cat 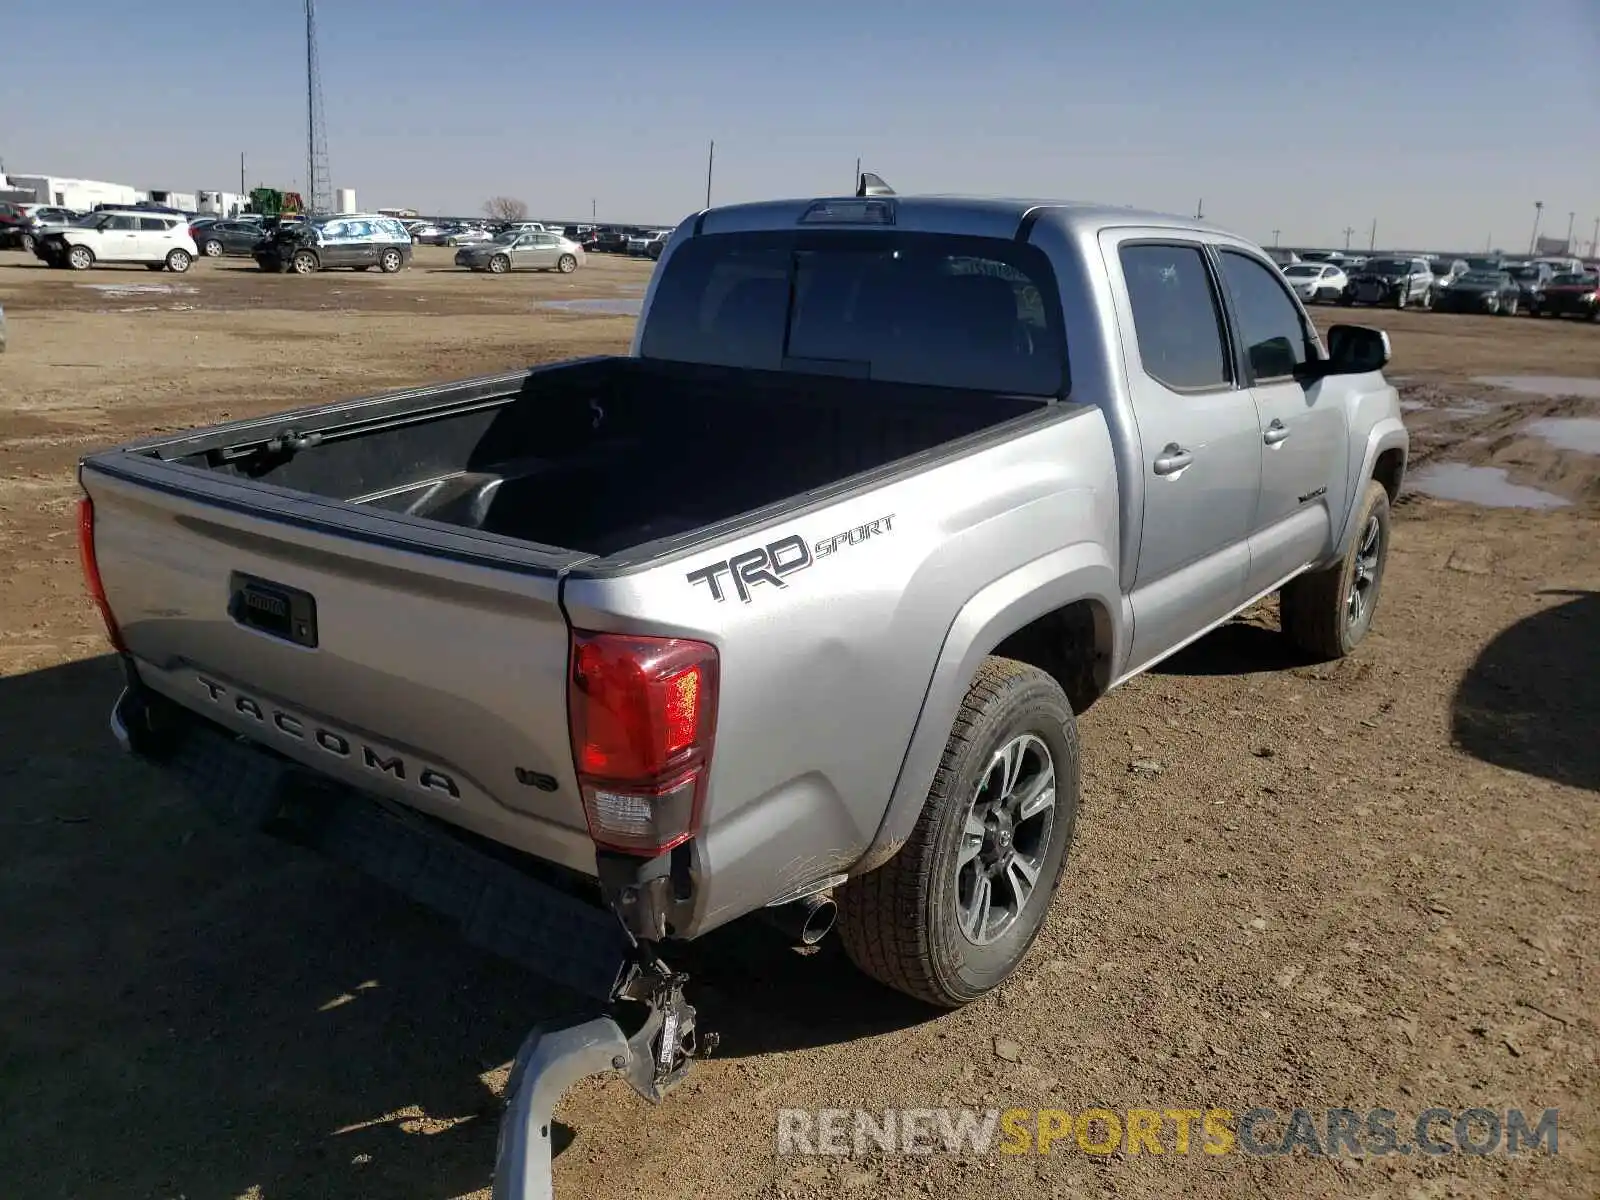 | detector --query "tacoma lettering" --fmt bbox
[194,675,459,799]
